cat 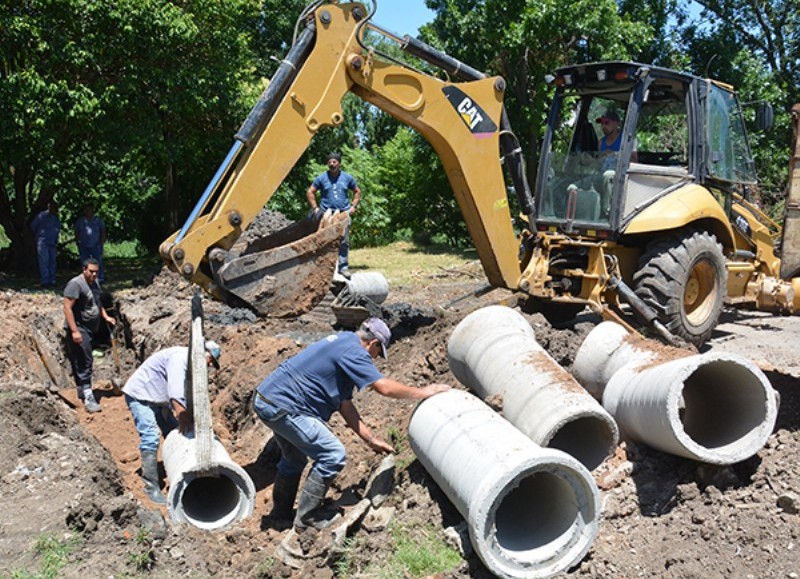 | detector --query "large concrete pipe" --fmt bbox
[163,430,256,530]
[447,305,618,470]
[161,301,256,531]
[408,390,600,579]
[345,271,389,304]
[572,321,778,464]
